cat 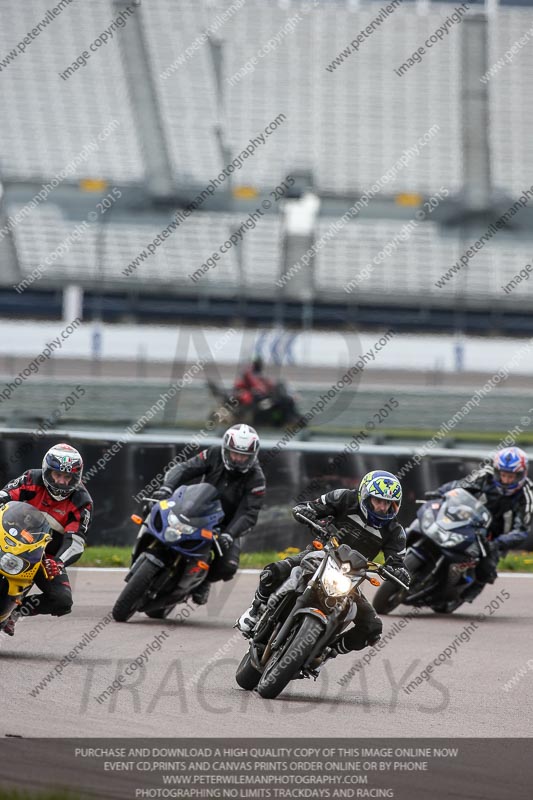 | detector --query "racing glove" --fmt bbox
[43,556,63,579]
[496,530,528,551]
[142,486,172,516]
[385,566,410,587]
[218,533,234,554]
[292,503,318,524]
[153,486,172,501]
